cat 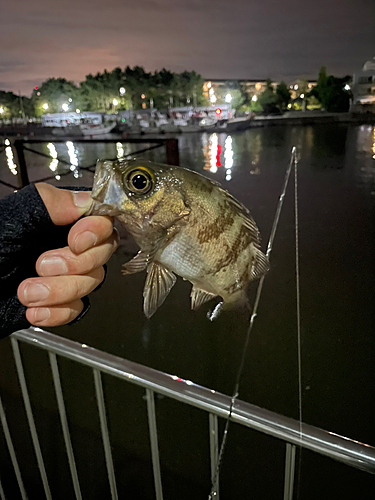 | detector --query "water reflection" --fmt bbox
[47,143,58,172]
[356,125,375,195]
[66,141,80,178]
[224,135,233,181]
[4,139,17,176]
[202,133,234,181]
[116,142,125,159]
